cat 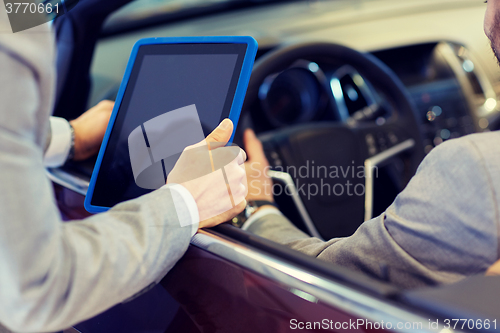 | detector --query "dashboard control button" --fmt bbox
[365,134,377,156]
[433,137,443,146]
[388,132,399,145]
[426,110,436,122]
